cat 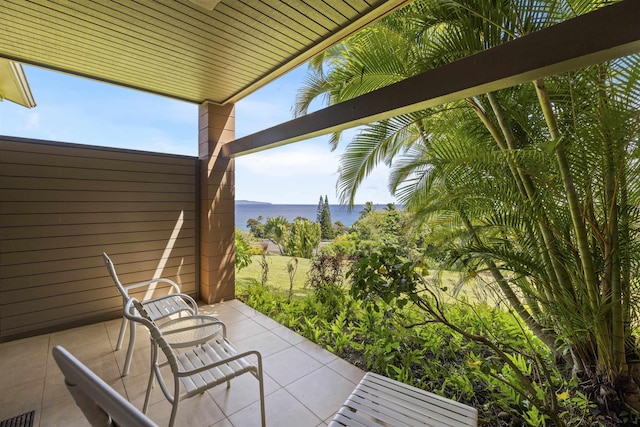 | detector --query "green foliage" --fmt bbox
[332,220,349,237]
[246,216,265,238]
[285,218,321,258]
[306,254,344,290]
[248,243,265,256]
[262,216,321,258]
[316,195,324,223]
[326,209,424,259]
[348,245,425,308]
[295,0,640,418]
[306,254,347,317]
[263,216,290,254]
[234,229,253,271]
[239,280,602,426]
[326,232,358,258]
[347,246,608,426]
